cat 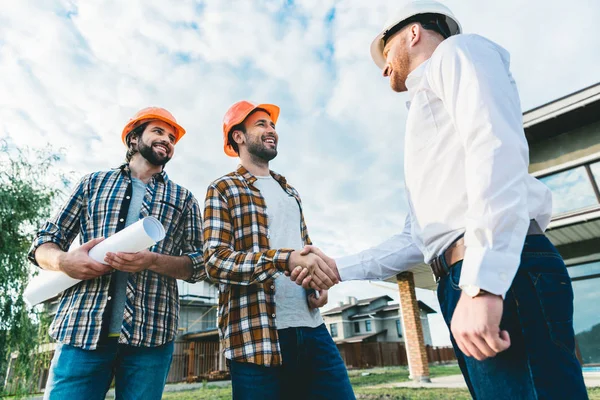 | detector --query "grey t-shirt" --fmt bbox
[252,175,323,330]
[108,177,147,336]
